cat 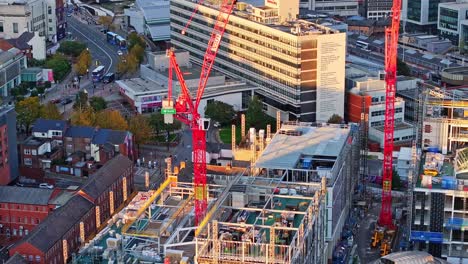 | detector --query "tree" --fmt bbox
[128,115,152,152]
[327,114,343,124]
[130,44,145,63]
[40,102,61,119]
[73,91,89,110]
[127,32,146,51]
[58,41,86,57]
[74,49,92,76]
[246,96,267,129]
[89,96,107,112]
[397,58,411,76]
[45,54,71,81]
[97,16,113,29]
[392,169,403,191]
[205,101,235,126]
[95,110,128,130]
[117,54,139,75]
[149,112,181,137]
[71,108,96,126]
[16,97,41,134]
